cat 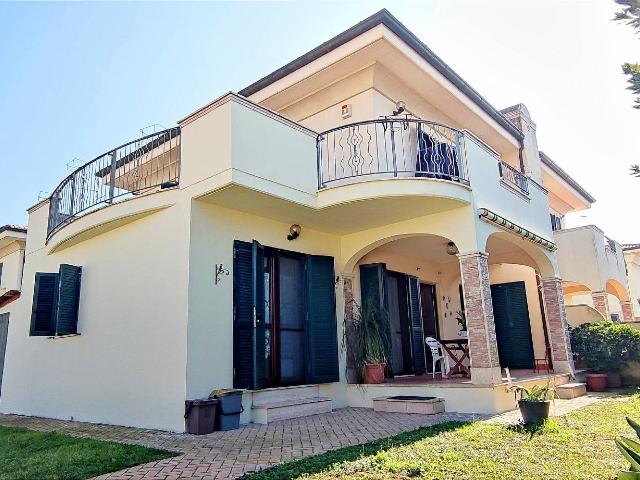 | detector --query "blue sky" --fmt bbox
[1,1,638,241]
